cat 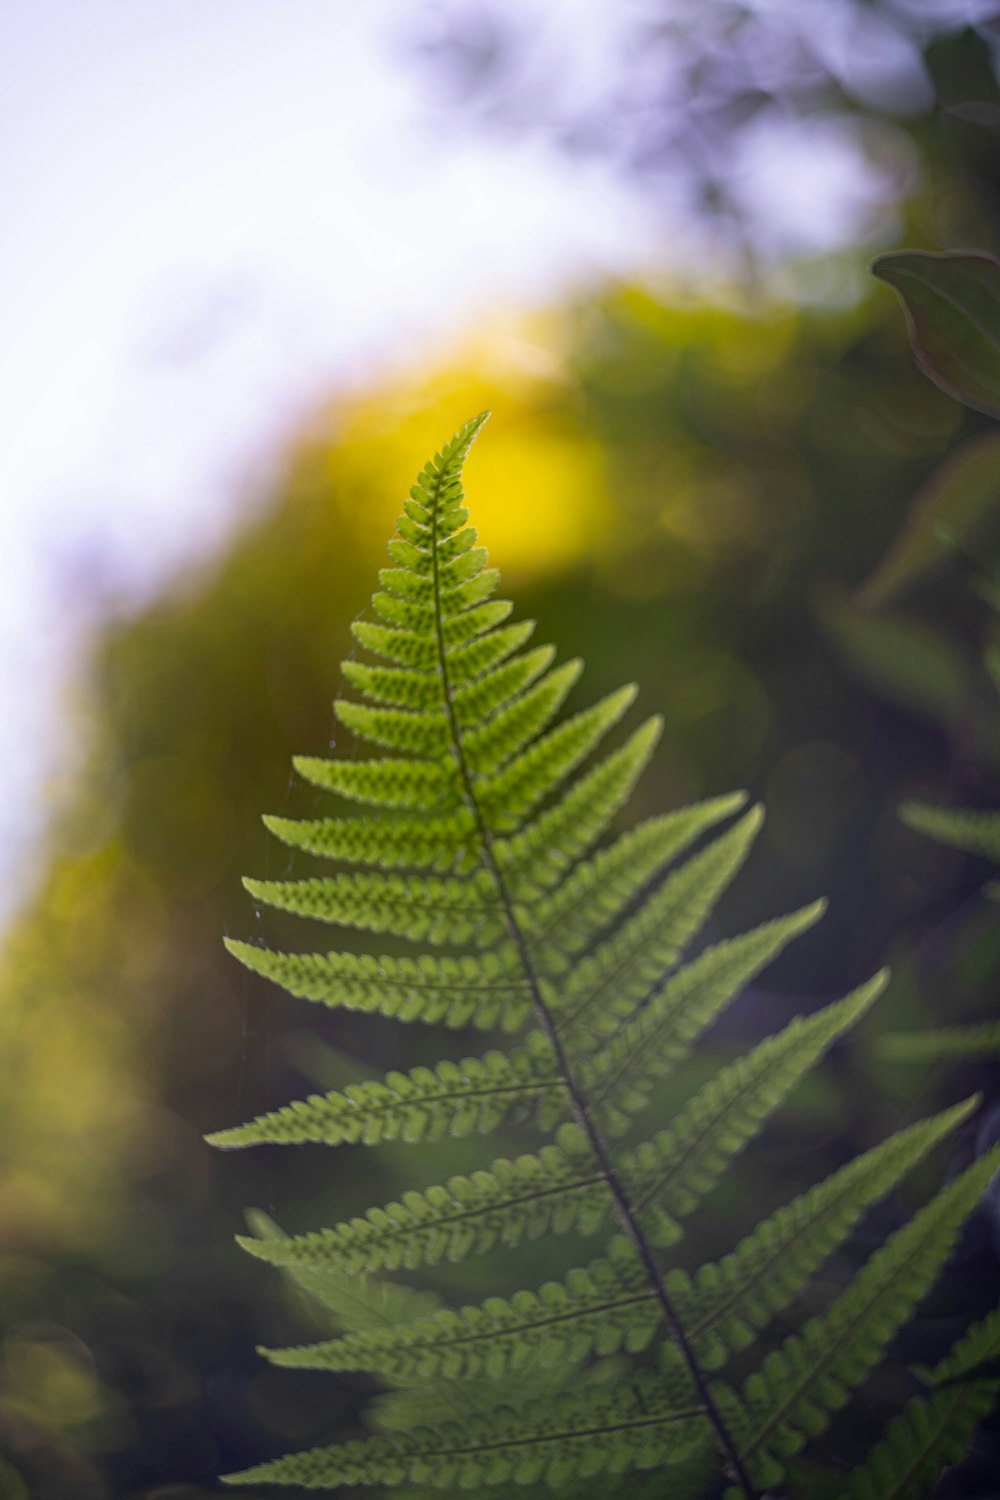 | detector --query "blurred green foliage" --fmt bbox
[6,20,1000,1482]
[1,267,997,1493]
